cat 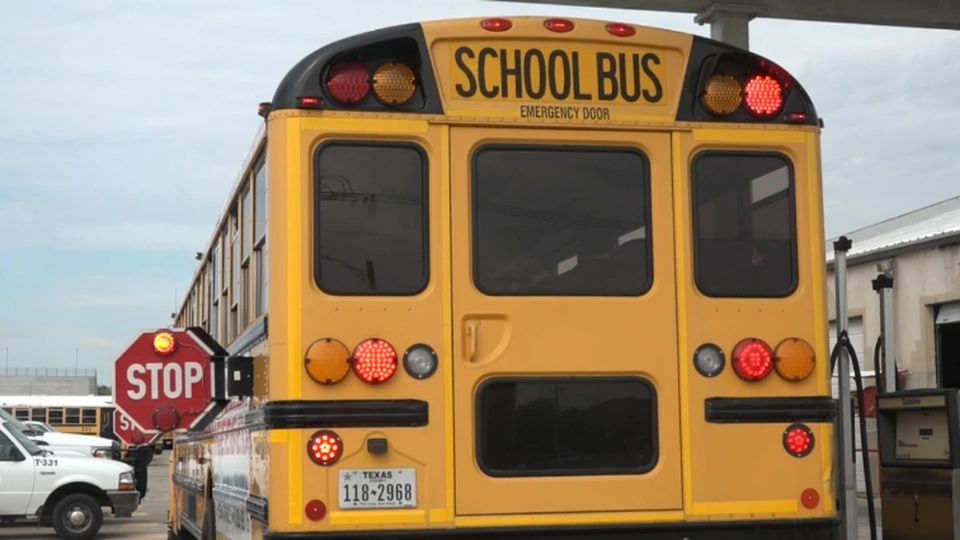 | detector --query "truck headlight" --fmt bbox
[119,471,135,491]
[93,447,112,459]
